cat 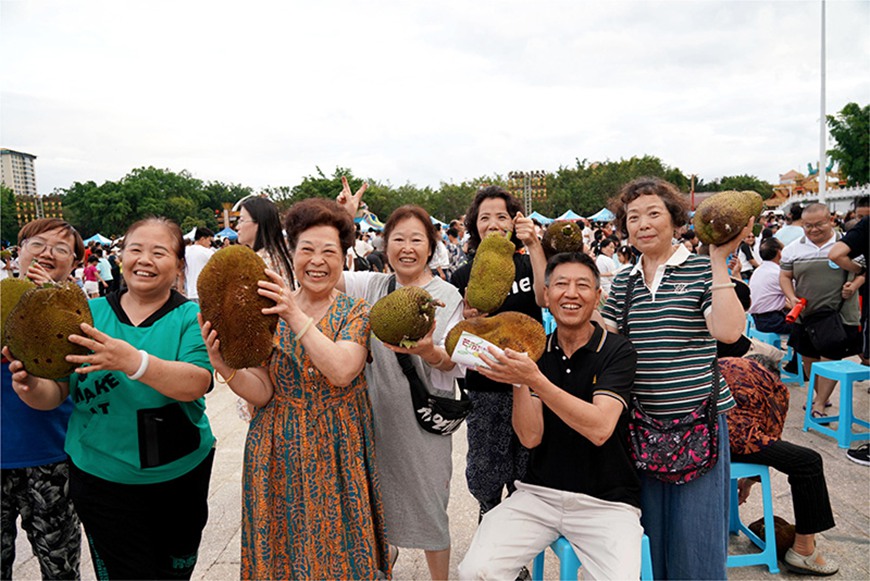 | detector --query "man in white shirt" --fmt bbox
[183,228,214,303]
[775,204,805,246]
[748,238,791,334]
[595,237,617,298]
